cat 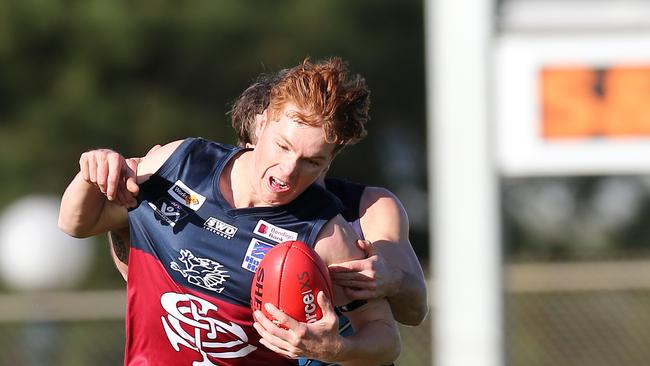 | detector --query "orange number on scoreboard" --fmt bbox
[541,65,650,139]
